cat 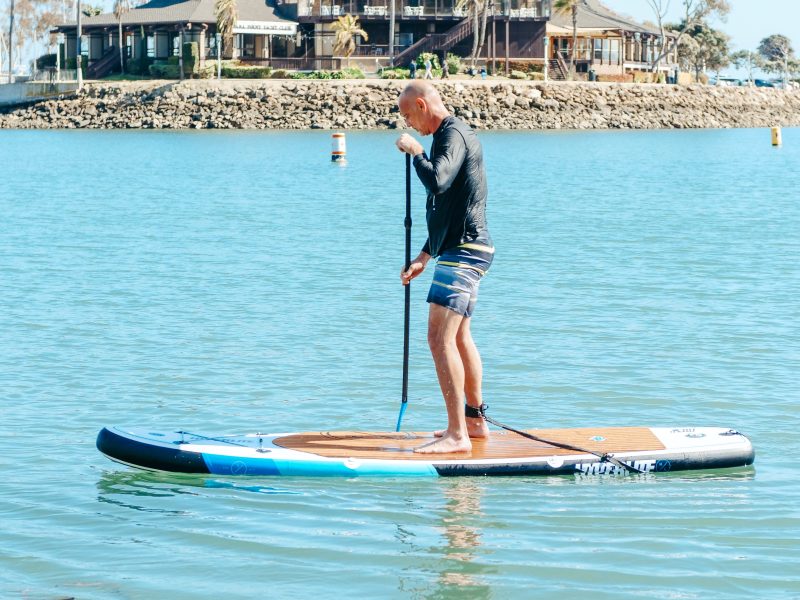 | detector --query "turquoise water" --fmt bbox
[1,127,799,599]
